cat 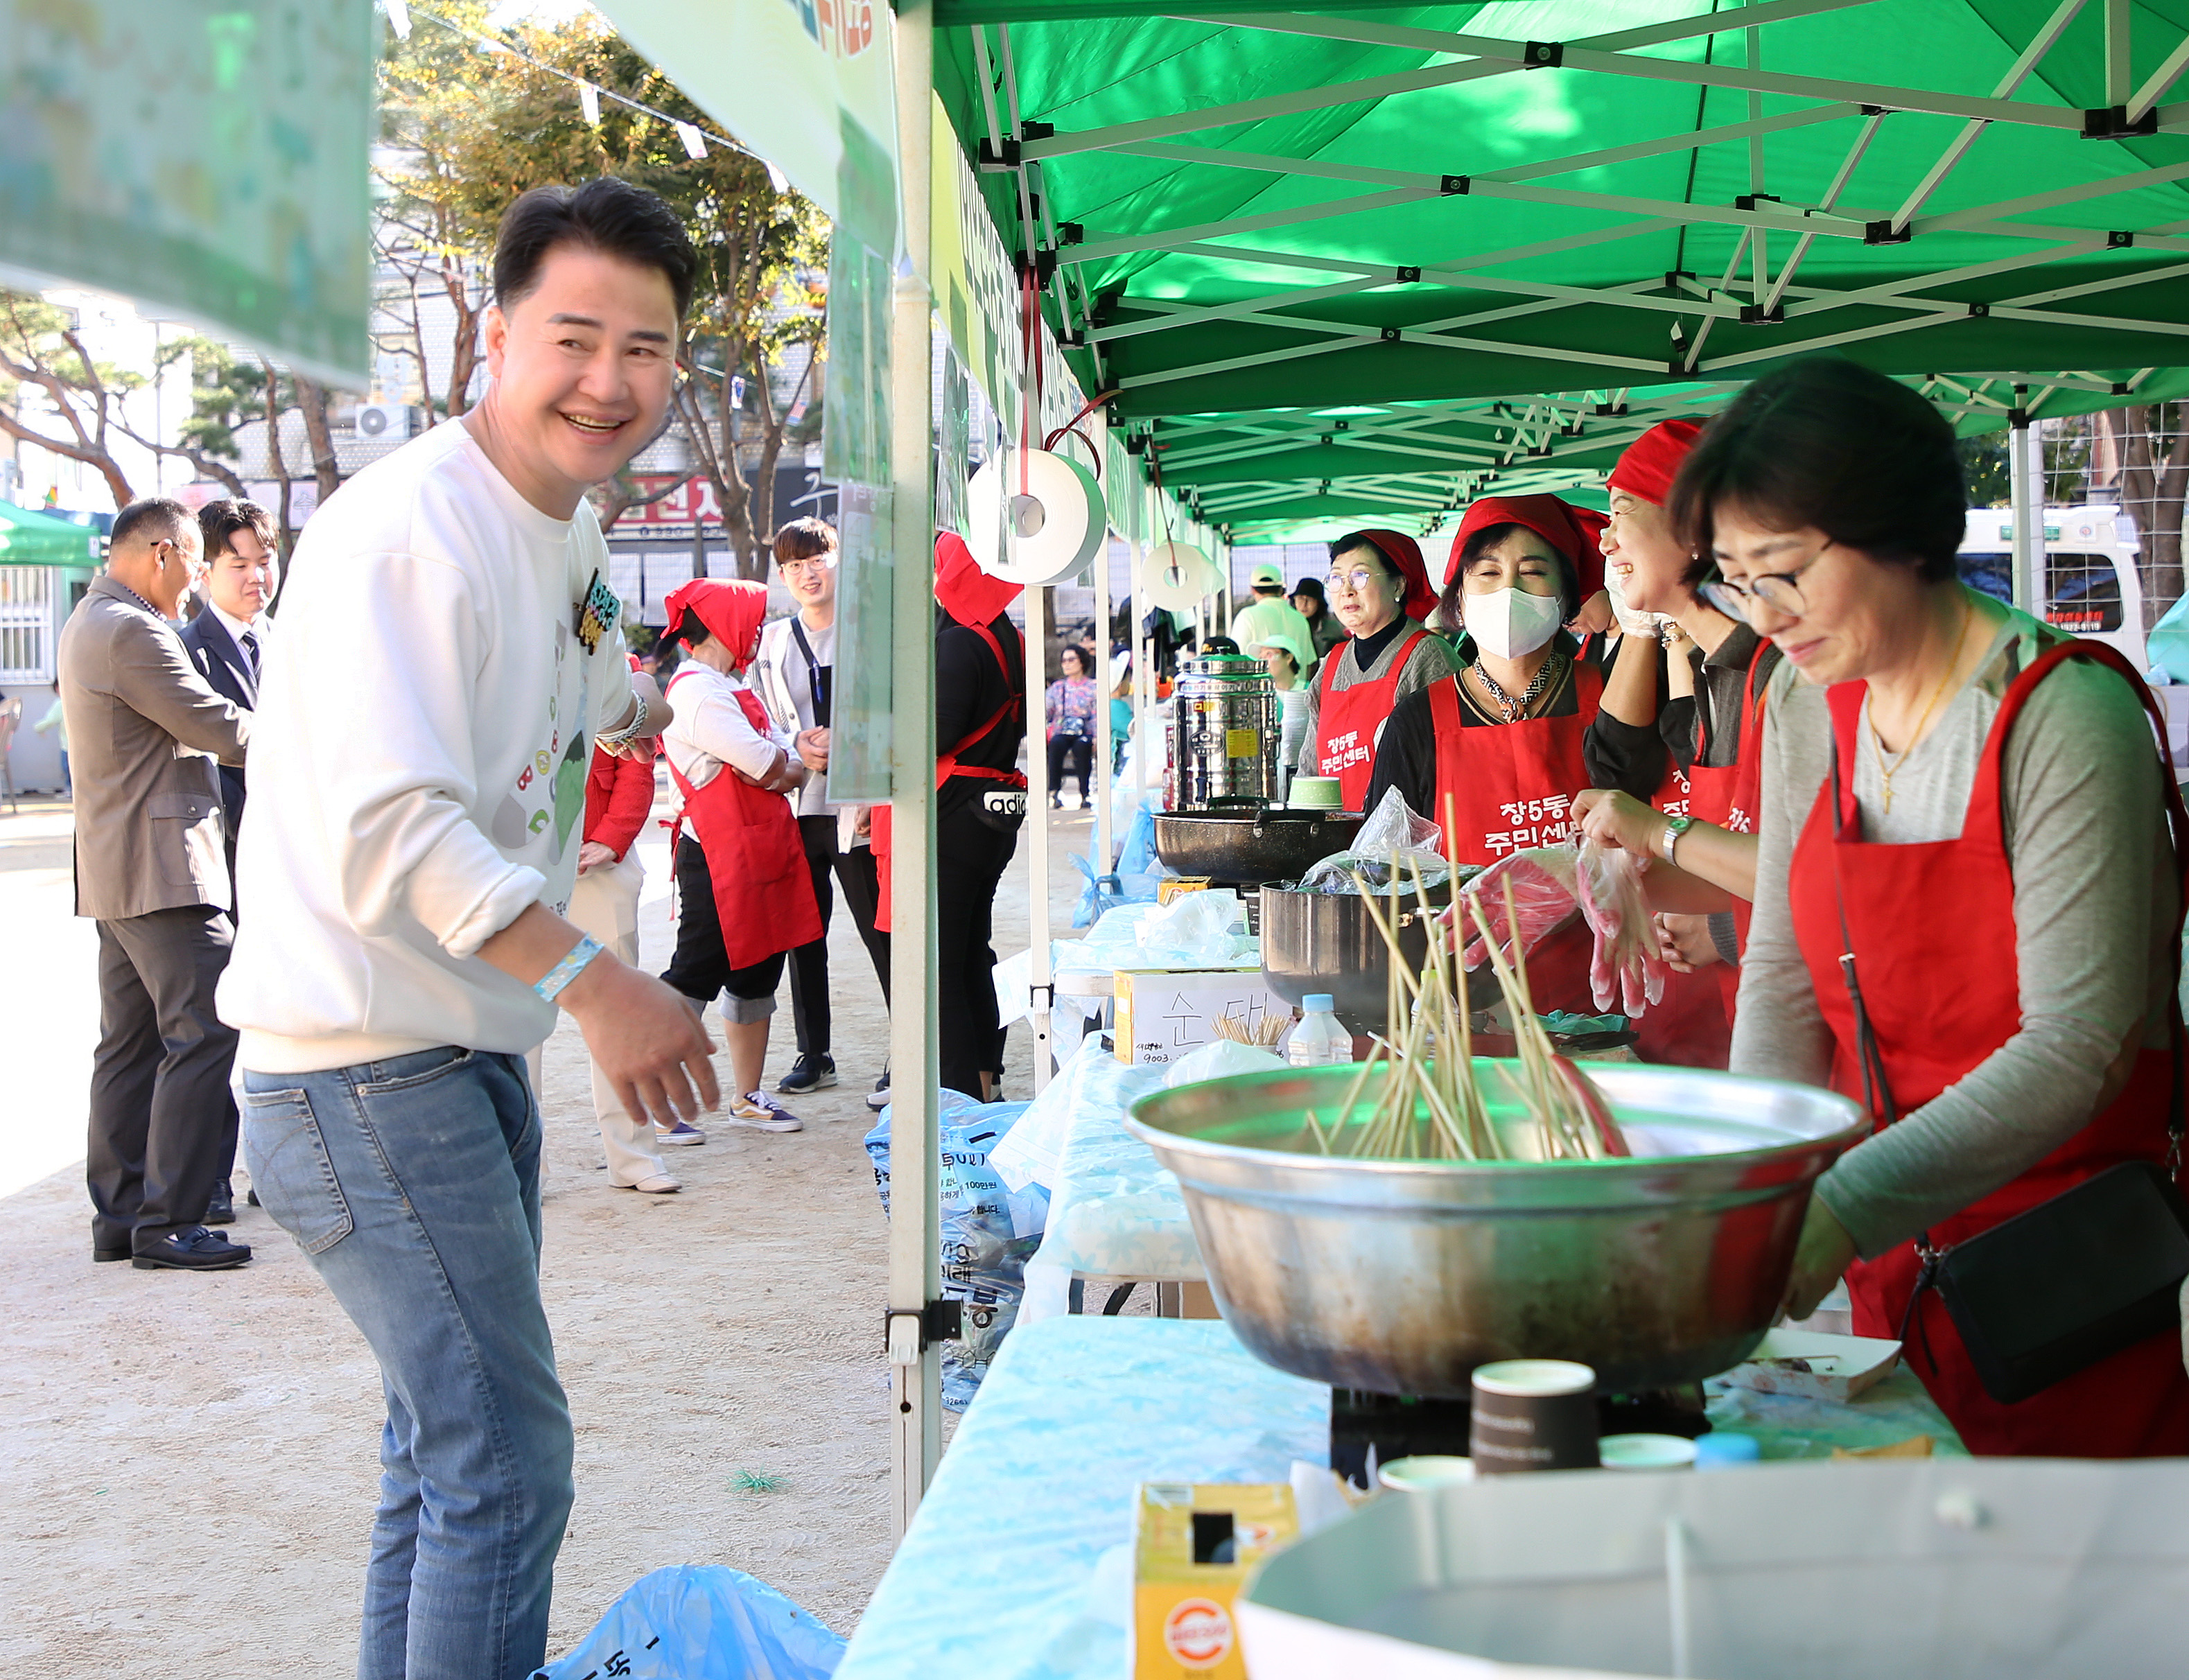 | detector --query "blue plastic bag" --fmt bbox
[865,1092,1047,1408]
[534,1564,844,1679]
